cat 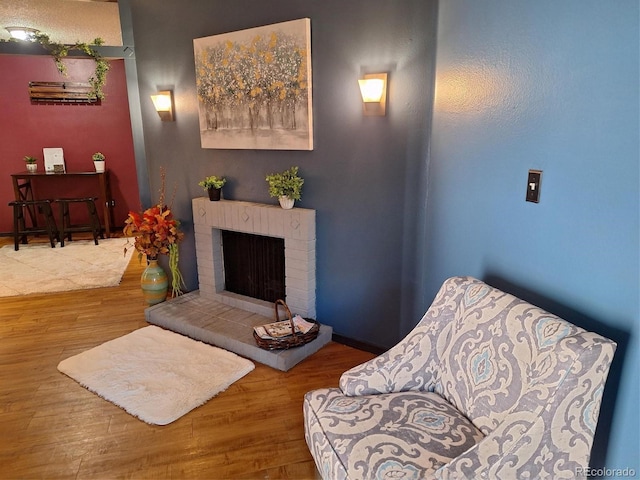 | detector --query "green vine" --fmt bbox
[31,33,110,100]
